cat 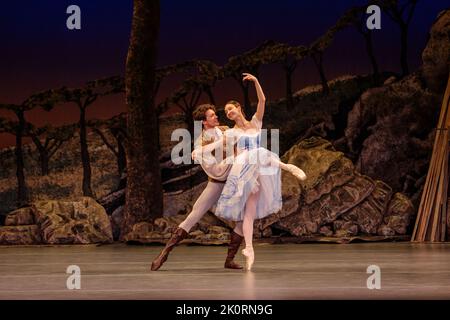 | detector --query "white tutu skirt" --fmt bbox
[214,147,282,221]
